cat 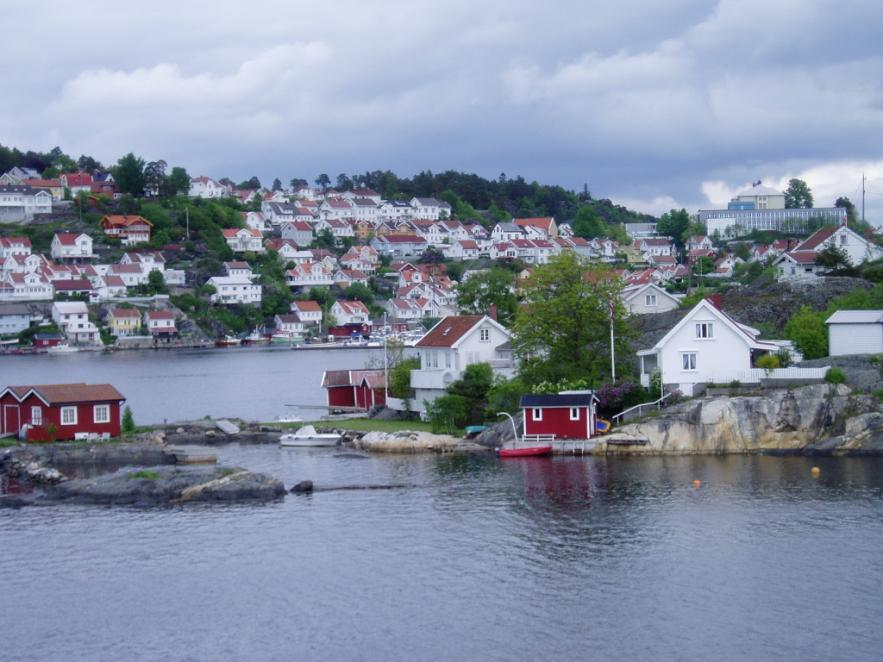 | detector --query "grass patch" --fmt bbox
[0,438,19,448]
[217,467,244,477]
[127,470,160,480]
